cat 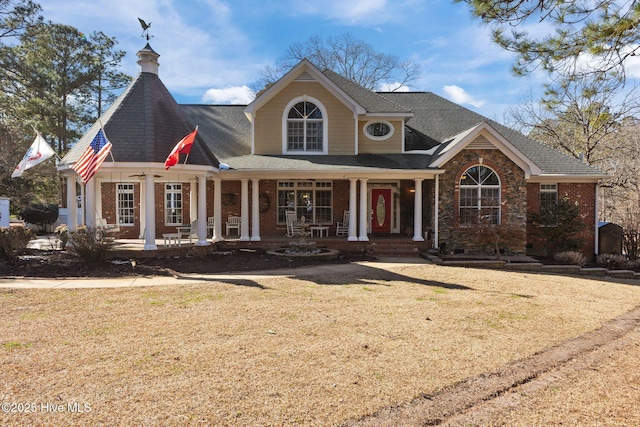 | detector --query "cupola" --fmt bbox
[137,43,160,74]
